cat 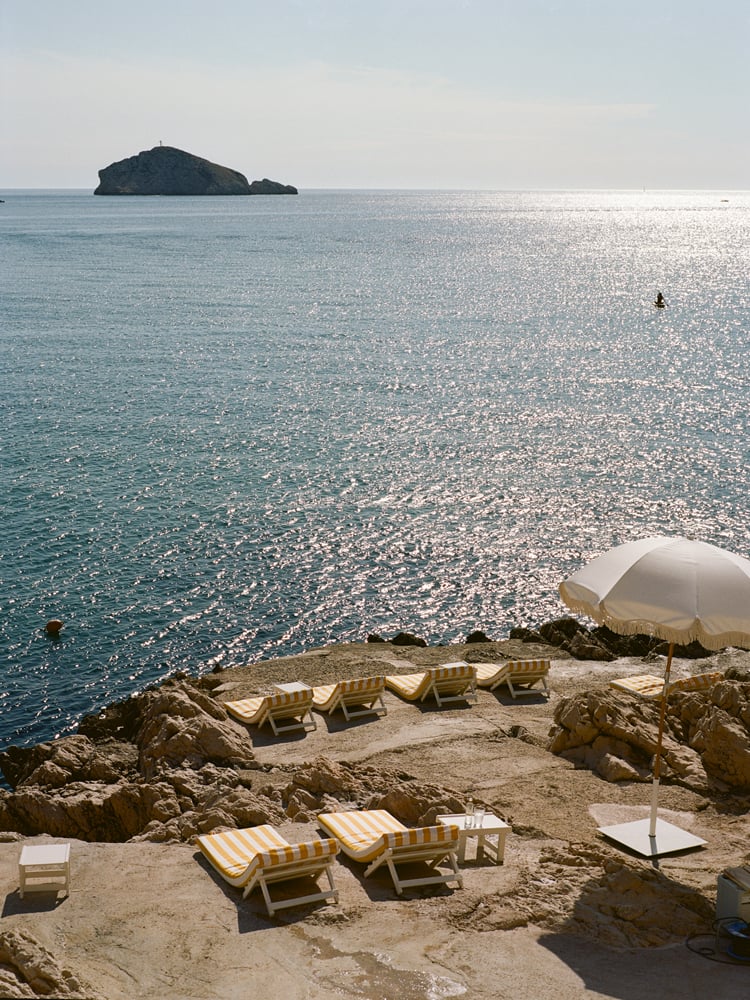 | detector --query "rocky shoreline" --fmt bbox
[2,623,750,998]
[1,618,748,845]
